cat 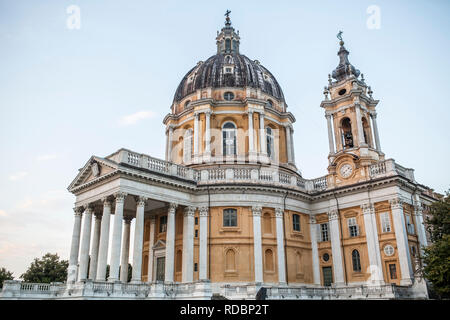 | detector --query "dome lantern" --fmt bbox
[216,10,240,55]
